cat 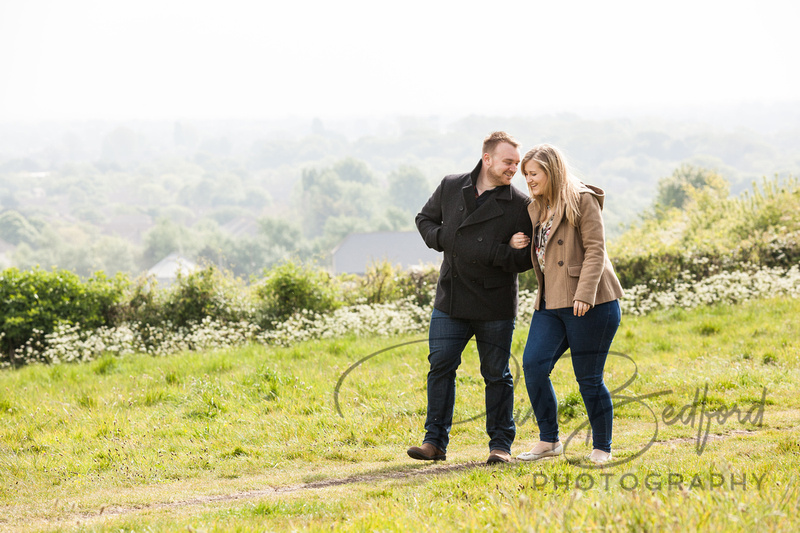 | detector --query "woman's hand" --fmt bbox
[509,232,531,250]
[573,300,591,317]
